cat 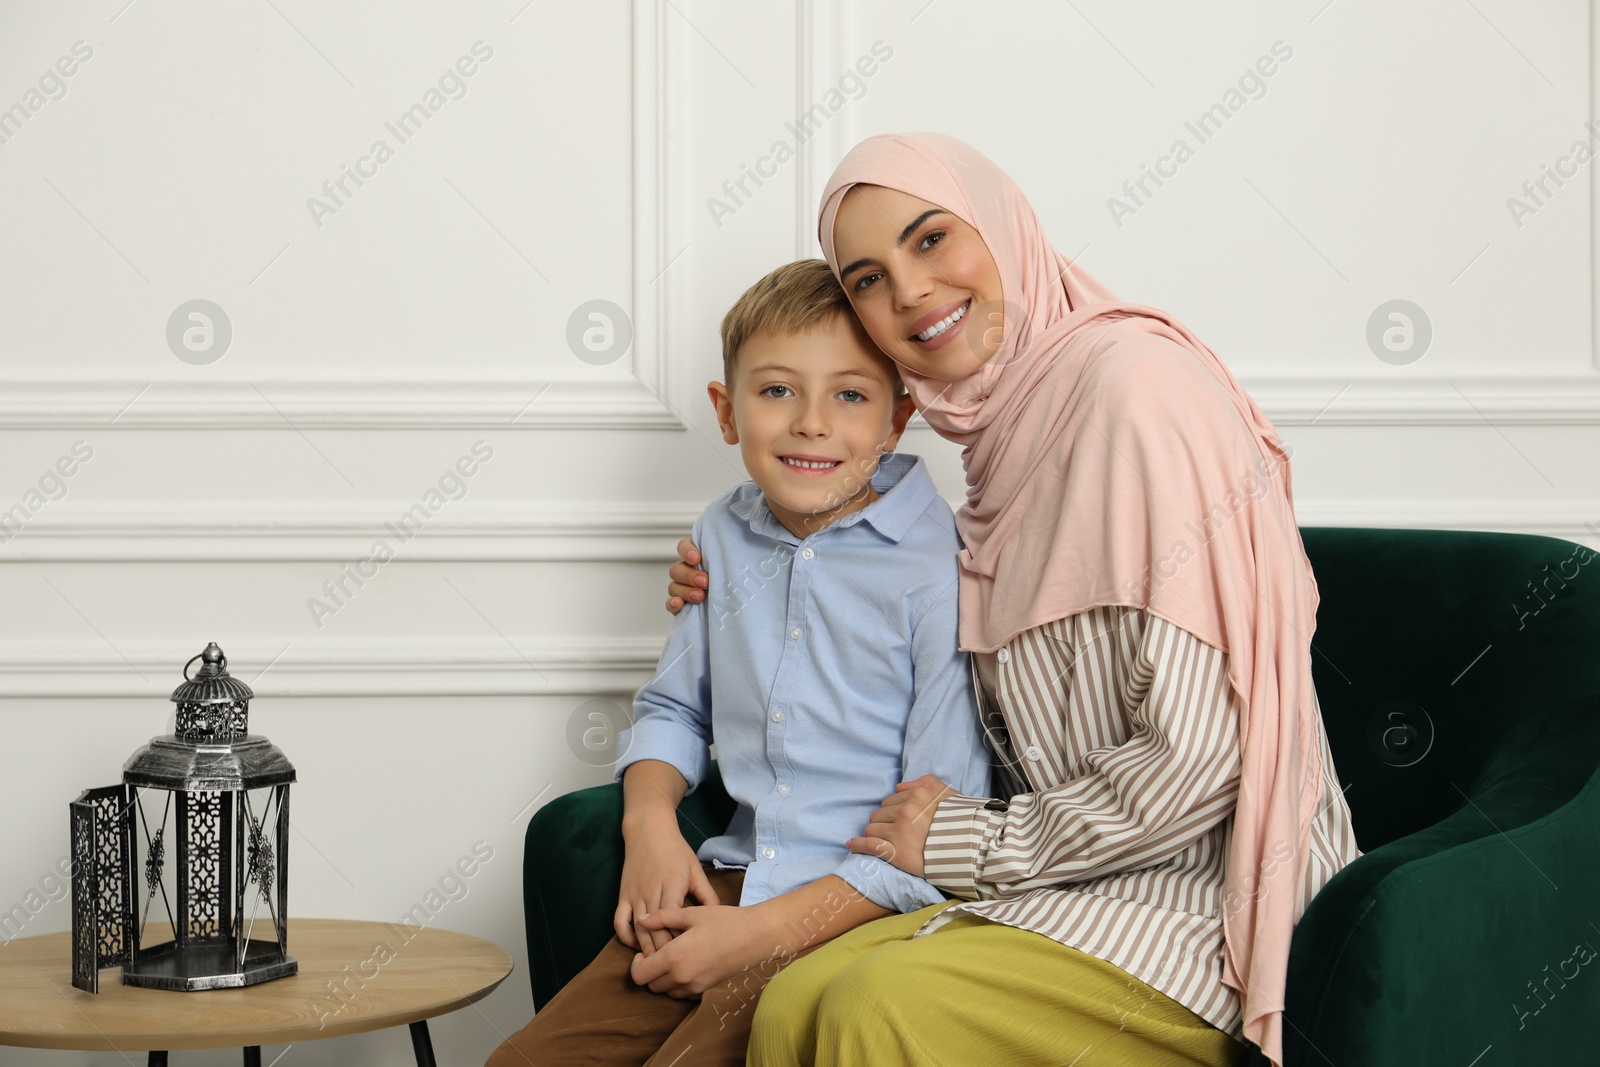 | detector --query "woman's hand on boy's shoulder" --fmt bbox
[666,536,707,615]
